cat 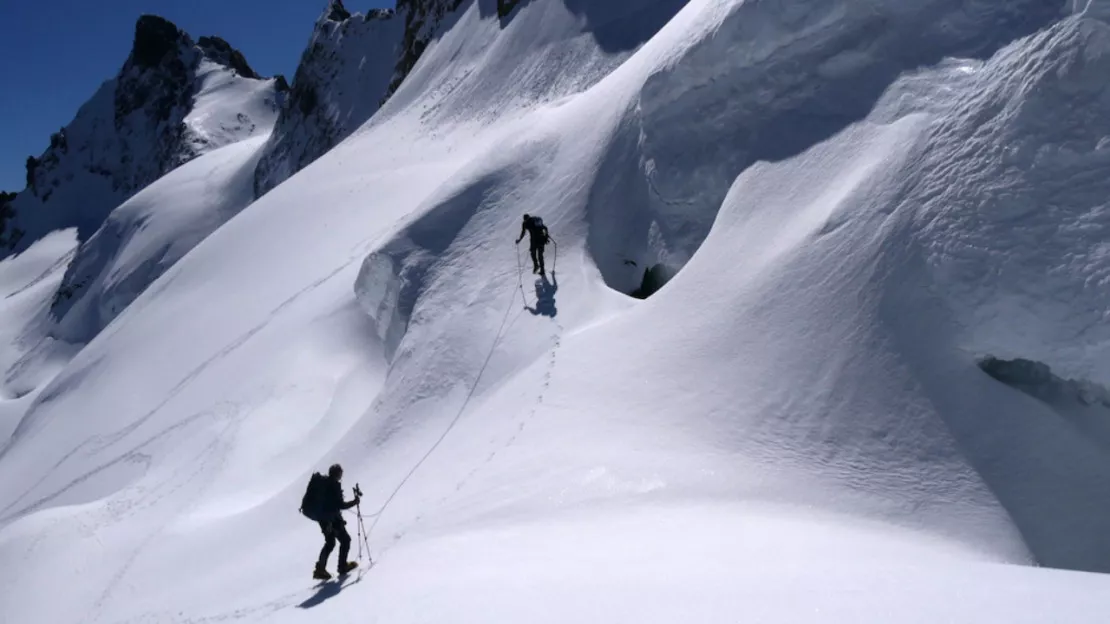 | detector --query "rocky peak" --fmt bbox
[388,0,466,95]
[131,15,188,69]
[3,13,281,257]
[114,16,195,128]
[198,35,261,79]
[326,0,353,23]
